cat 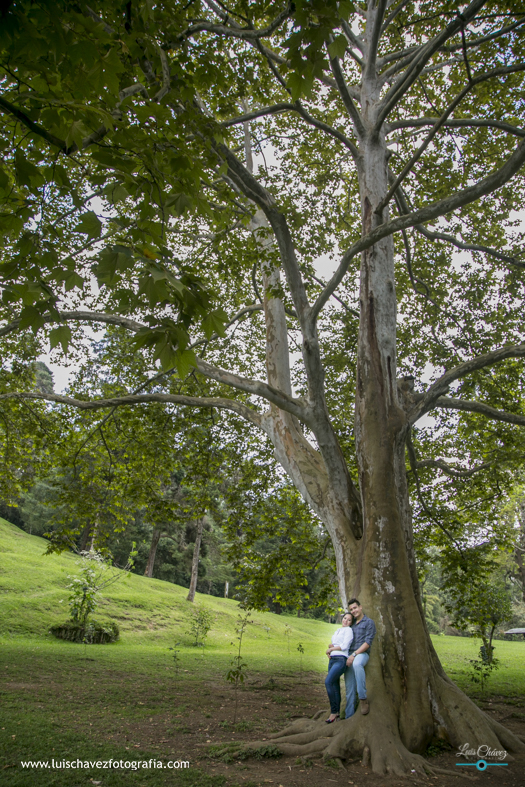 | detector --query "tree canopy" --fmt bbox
[2,0,525,774]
